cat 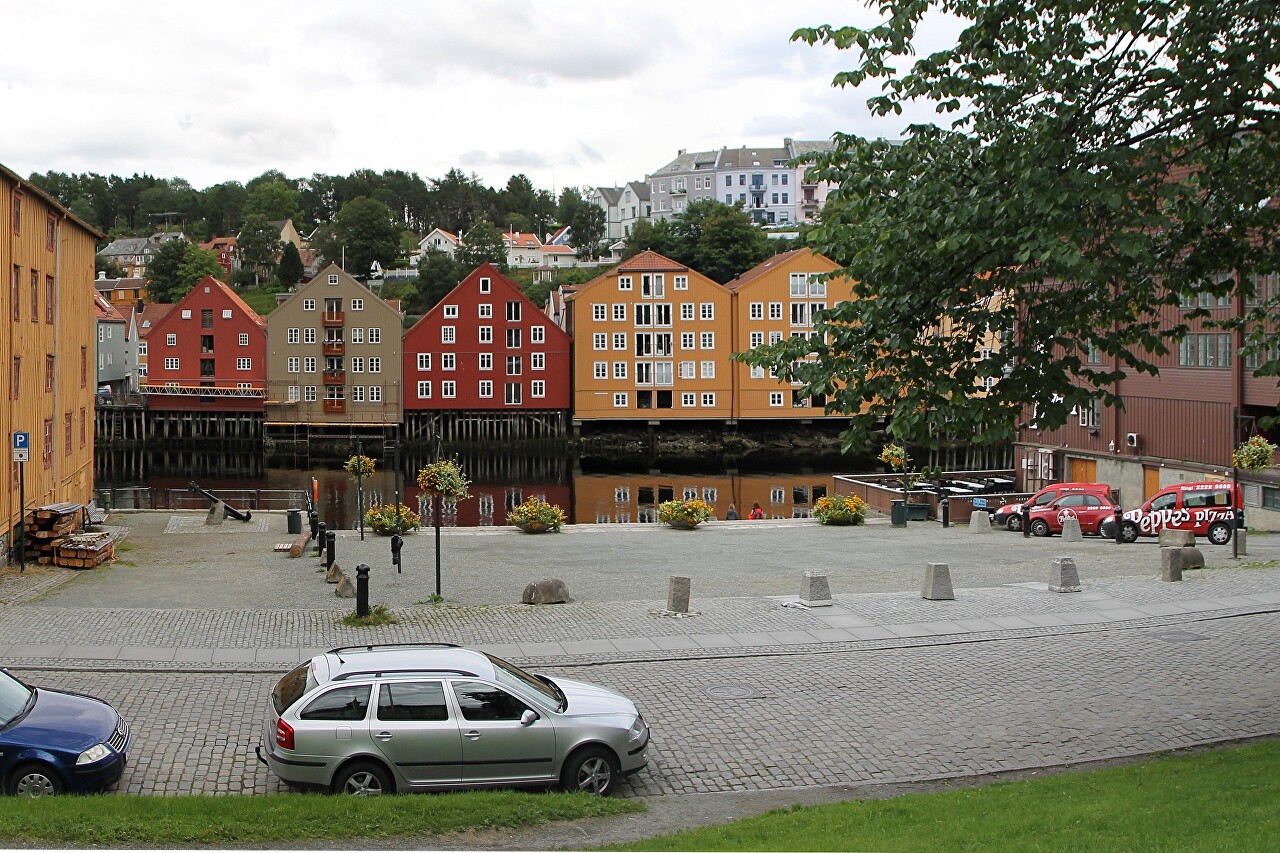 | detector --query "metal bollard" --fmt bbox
[325,530,336,569]
[356,563,370,617]
[1114,510,1123,545]
[941,499,950,528]
[390,534,403,574]
[1022,503,1030,538]
[308,510,319,541]
[314,521,327,556]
